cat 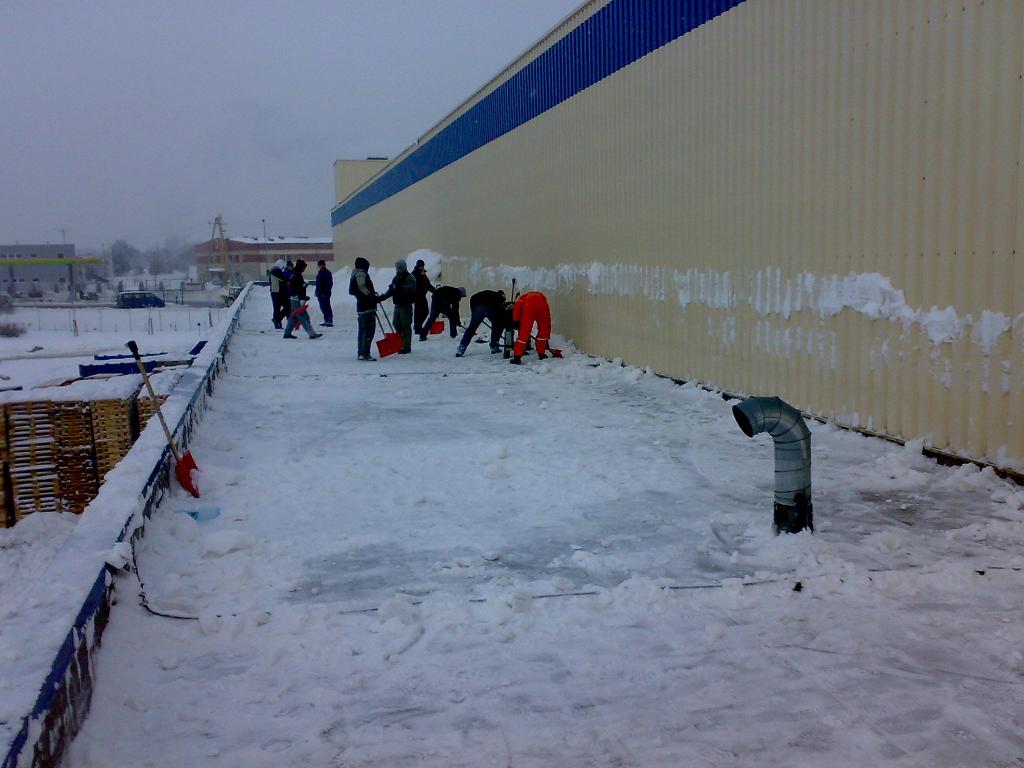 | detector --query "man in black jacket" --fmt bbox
[282,260,323,339]
[348,257,377,360]
[268,259,288,329]
[412,259,434,338]
[456,289,507,356]
[419,285,465,341]
[377,259,417,354]
[314,260,333,327]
